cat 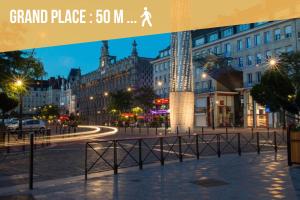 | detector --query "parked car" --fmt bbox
[7,119,46,132]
